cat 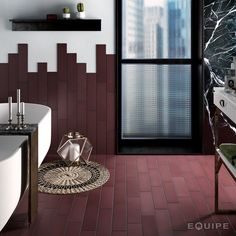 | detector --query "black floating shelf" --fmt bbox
[10,19,101,31]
